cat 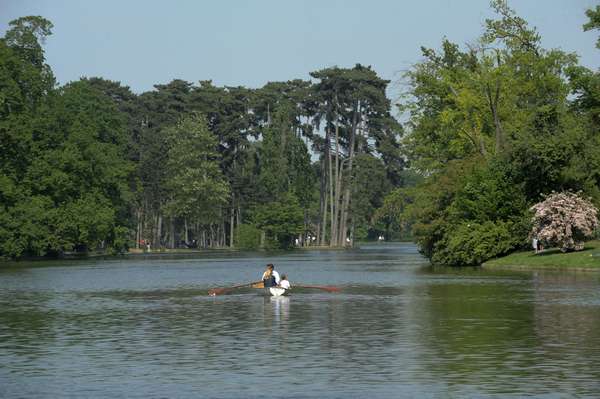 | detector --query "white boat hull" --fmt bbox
[269,287,287,297]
